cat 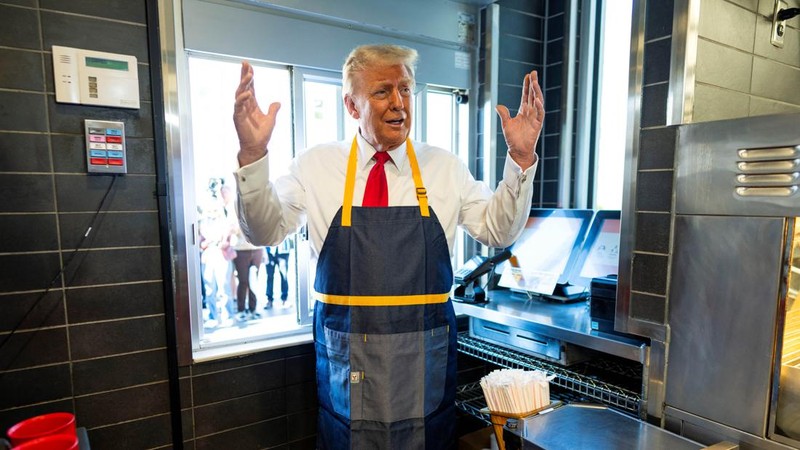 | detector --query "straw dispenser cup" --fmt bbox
[480,369,556,450]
